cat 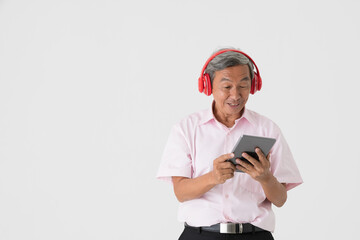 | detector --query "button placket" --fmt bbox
[222,129,233,221]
